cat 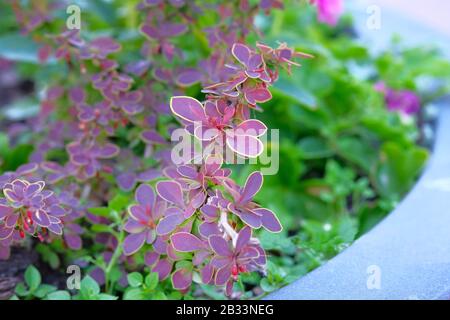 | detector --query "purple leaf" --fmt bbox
[123,219,146,233]
[172,267,192,290]
[208,235,232,257]
[32,209,51,227]
[171,232,204,252]
[152,258,172,280]
[169,96,206,123]
[234,120,267,137]
[232,43,251,66]
[0,225,14,240]
[215,266,232,286]
[128,205,148,223]
[235,226,252,252]
[64,234,82,250]
[125,60,151,76]
[123,232,146,255]
[204,101,222,117]
[155,213,184,235]
[244,86,272,104]
[189,191,206,210]
[238,210,263,229]
[240,171,263,203]
[48,204,66,217]
[254,208,283,233]
[69,87,85,104]
[17,163,39,175]
[135,184,155,209]
[201,264,214,284]
[0,205,13,220]
[117,173,136,191]
[48,223,63,235]
[177,165,198,179]
[176,70,202,87]
[226,133,264,158]
[141,130,167,144]
[199,222,220,238]
[194,125,220,141]
[210,256,230,269]
[156,180,184,208]
[5,214,18,228]
[161,23,187,37]
[204,155,222,175]
[140,24,159,39]
[96,144,120,158]
[144,251,159,266]
[200,204,219,219]
[137,169,160,182]
[238,246,259,260]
